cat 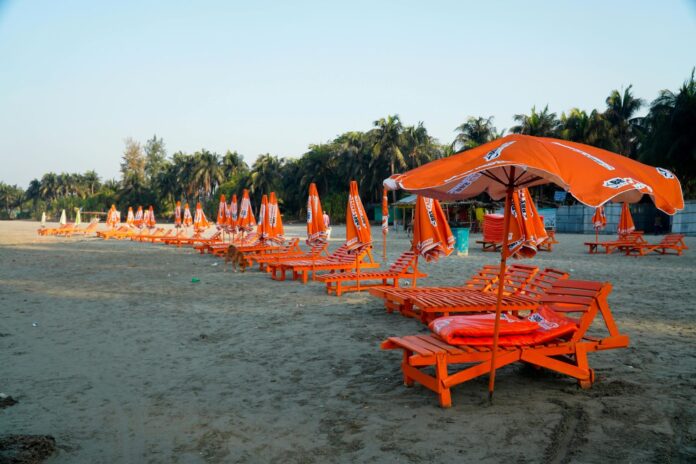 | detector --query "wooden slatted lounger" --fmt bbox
[270,245,380,284]
[97,226,136,240]
[584,231,644,254]
[537,228,559,252]
[381,279,629,407]
[56,221,99,237]
[475,239,502,252]
[624,233,688,256]
[316,250,428,296]
[161,231,222,247]
[131,228,165,242]
[39,224,75,236]
[252,244,329,271]
[369,264,539,317]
